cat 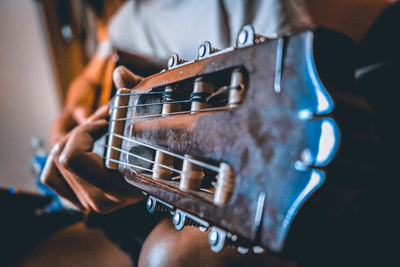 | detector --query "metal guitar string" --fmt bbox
[114,84,240,97]
[115,91,165,96]
[110,133,220,172]
[111,99,192,110]
[100,143,183,174]
[110,106,231,122]
[112,84,238,111]
[105,88,230,173]
[104,157,214,193]
[105,158,154,173]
